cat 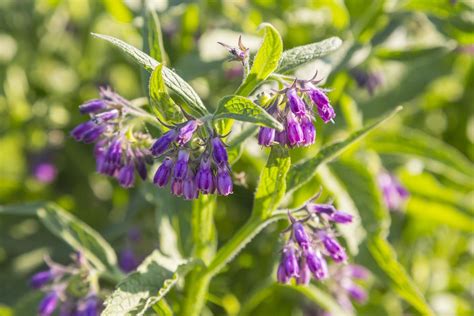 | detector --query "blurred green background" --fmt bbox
[0,0,472,315]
